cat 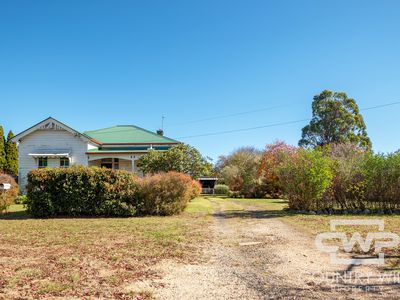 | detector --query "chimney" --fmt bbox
[156,129,164,136]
